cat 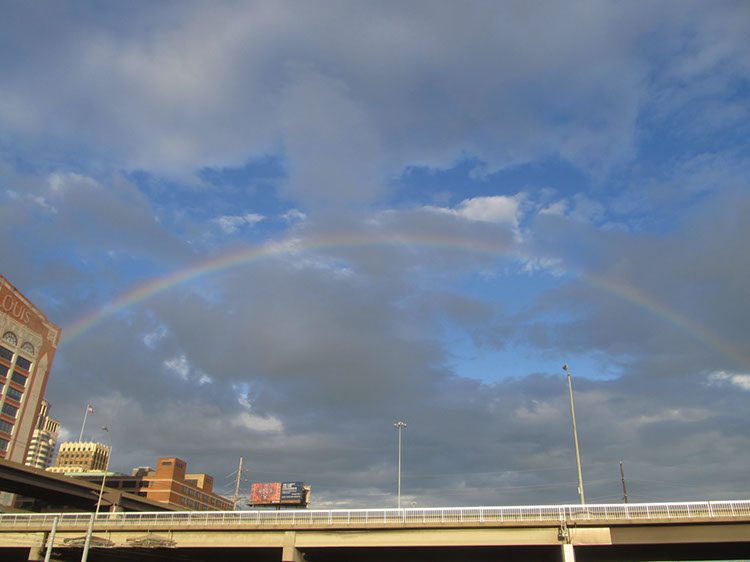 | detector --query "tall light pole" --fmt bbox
[83,426,111,562]
[95,426,112,515]
[394,421,406,509]
[563,365,585,505]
